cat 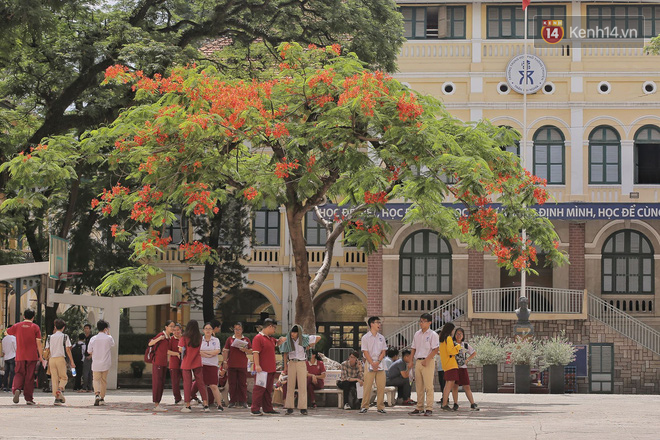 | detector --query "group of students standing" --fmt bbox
[5,309,115,407]
[6,309,479,417]
[148,319,253,413]
[332,314,479,416]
